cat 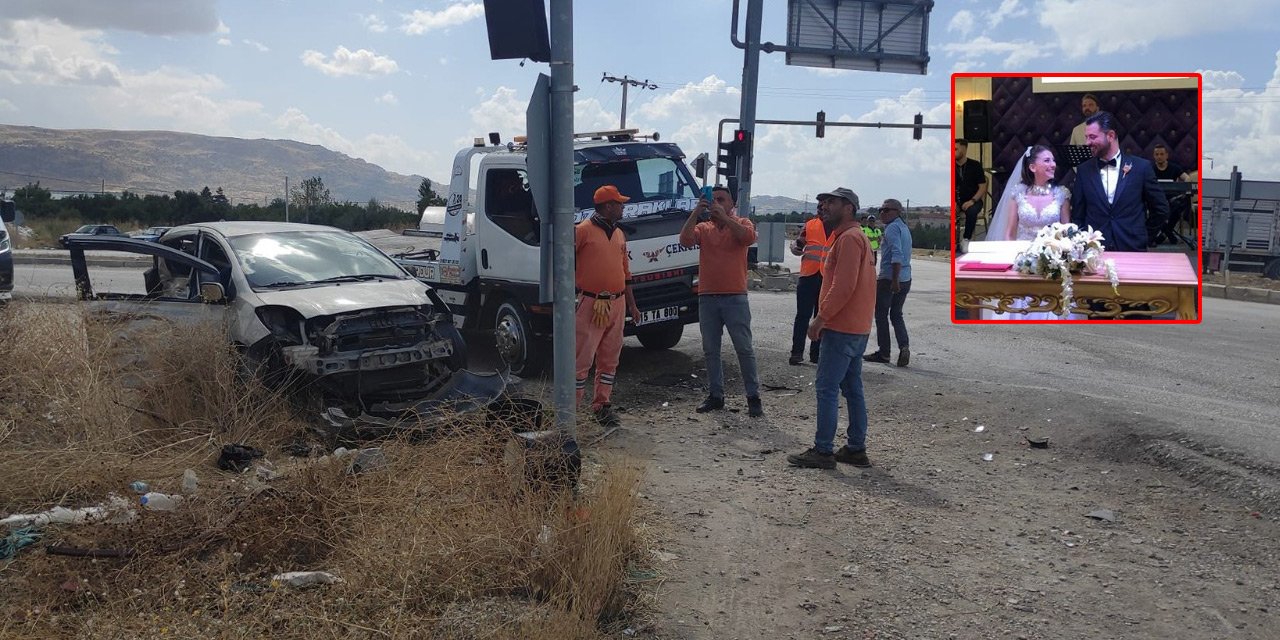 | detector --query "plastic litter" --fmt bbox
[974,425,985,433]
[128,481,150,494]
[2,494,135,527]
[272,571,344,588]
[140,492,182,511]
[181,469,199,494]
[982,453,994,462]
